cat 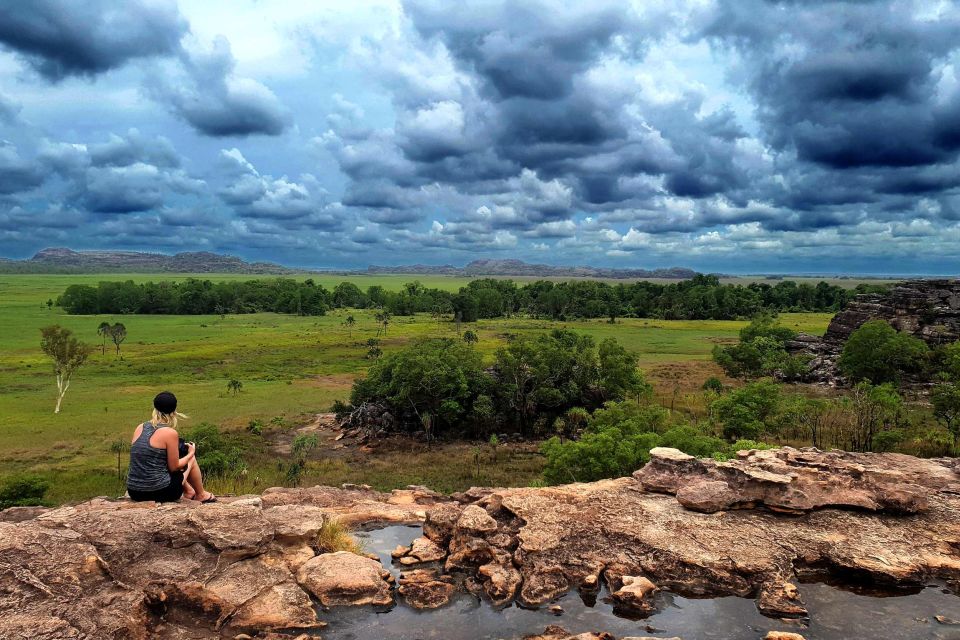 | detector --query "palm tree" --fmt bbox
[97,322,111,355]
[227,379,243,396]
[344,315,356,338]
[109,439,127,481]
